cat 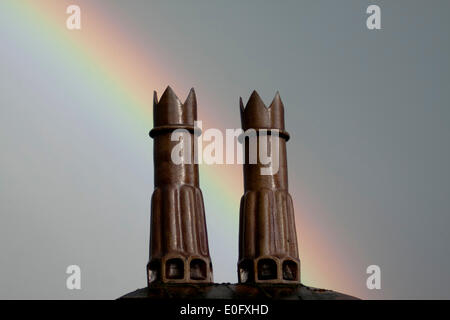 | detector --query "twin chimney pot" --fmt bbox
[238,91,300,283]
[148,87,212,283]
[147,87,300,285]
